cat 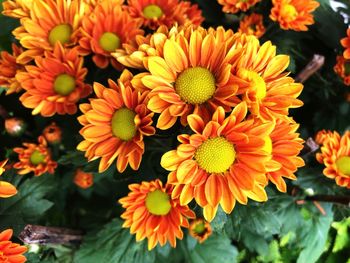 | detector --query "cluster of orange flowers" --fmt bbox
[0,0,309,251]
[77,22,305,248]
[0,0,203,116]
[219,0,319,33]
[4,0,349,255]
